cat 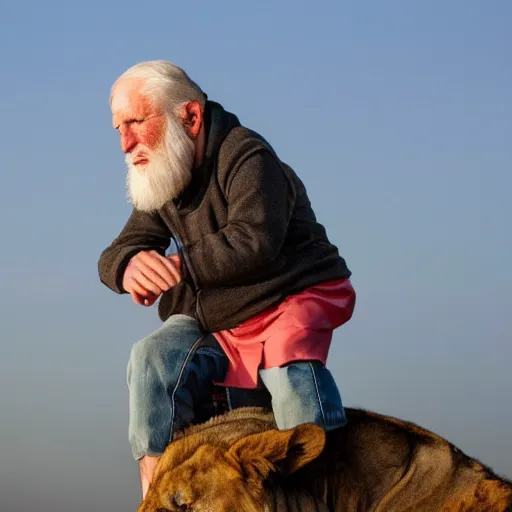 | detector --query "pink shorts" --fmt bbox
[212,278,356,388]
